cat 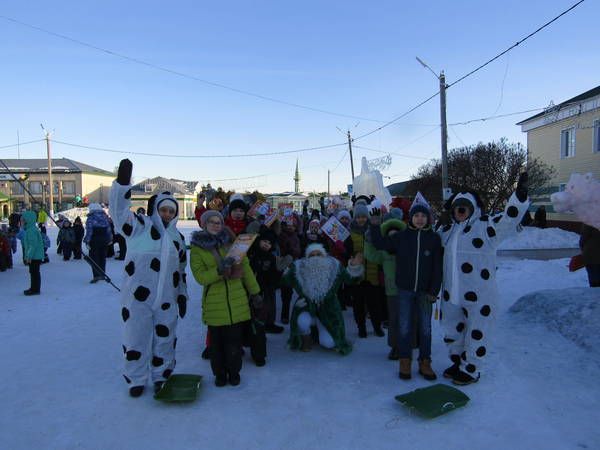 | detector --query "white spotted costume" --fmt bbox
[437,192,529,377]
[109,182,188,387]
